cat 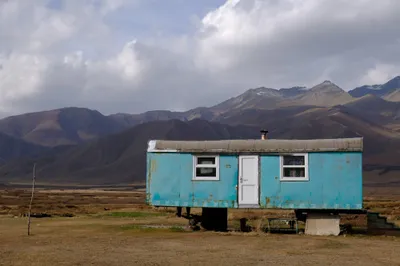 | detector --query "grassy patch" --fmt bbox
[105,211,166,218]
[169,226,186,232]
[116,224,188,233]
[118,224,158,232]
[317,239,350,249]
